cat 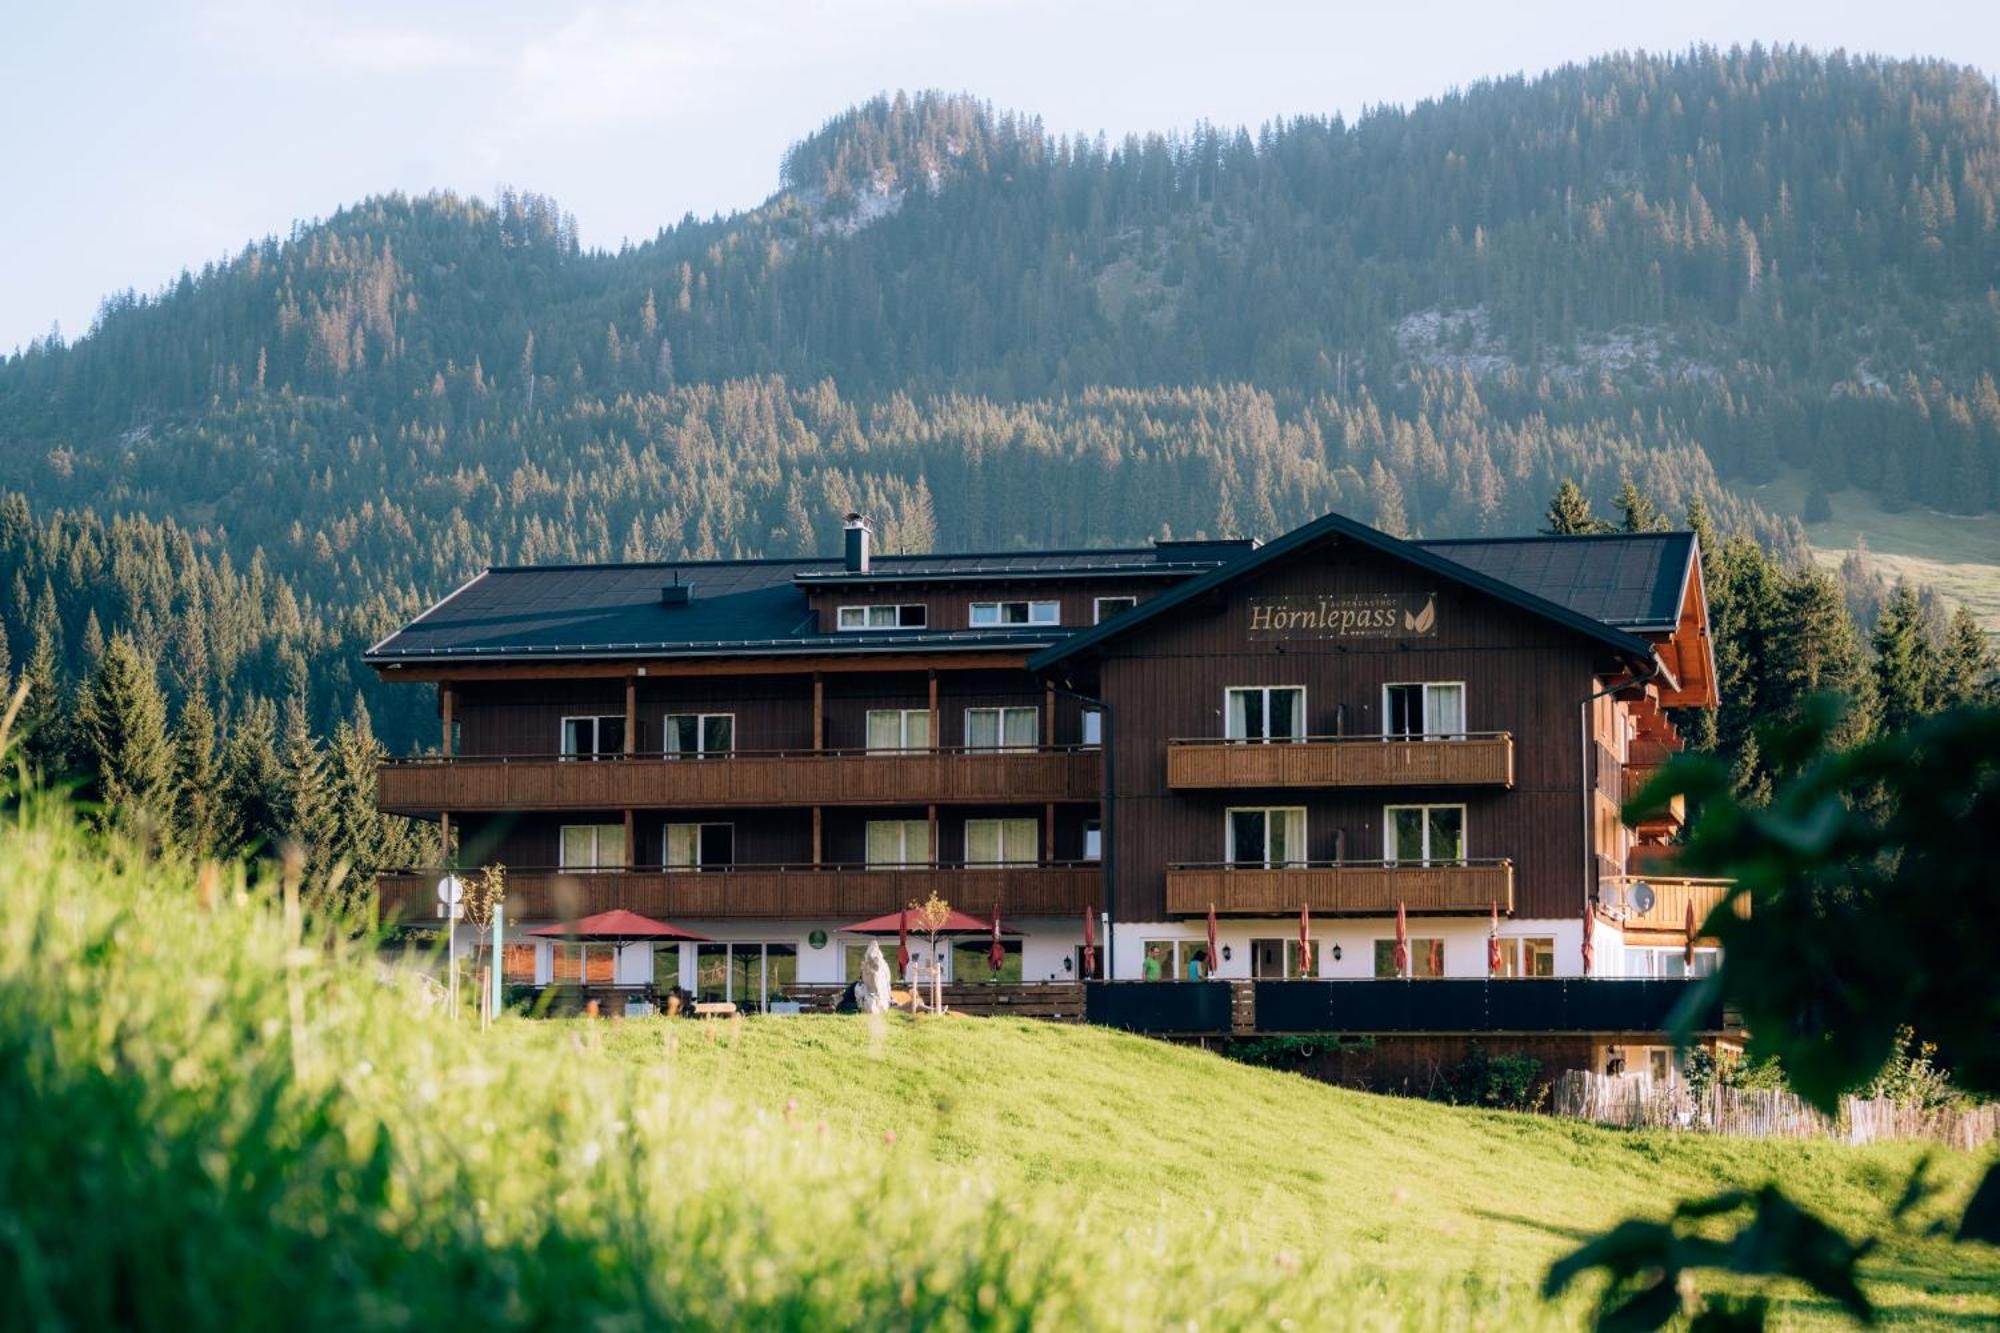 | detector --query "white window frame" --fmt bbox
[558,823,626,870]
[1383,803,1468,865]
[664,822,734,872]
[1092,595,1137,624]
[965,817,1038,867]
[1223,685,1307,742]
[558,714,625,759]
[1496,936,1558,978]
[969,600,1060,627]
[663,712,735,757]
[1624,946,1721,979]
[1082,819,1102,862]
[1382,681,1467,740]
[864,819,931,868]
[1224,806,1307,868]
[964,705,1038,752]
[866,708,933,753]
[1080,708,1103,748]
[1376,936,1447,979]
[836,603,926,631]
